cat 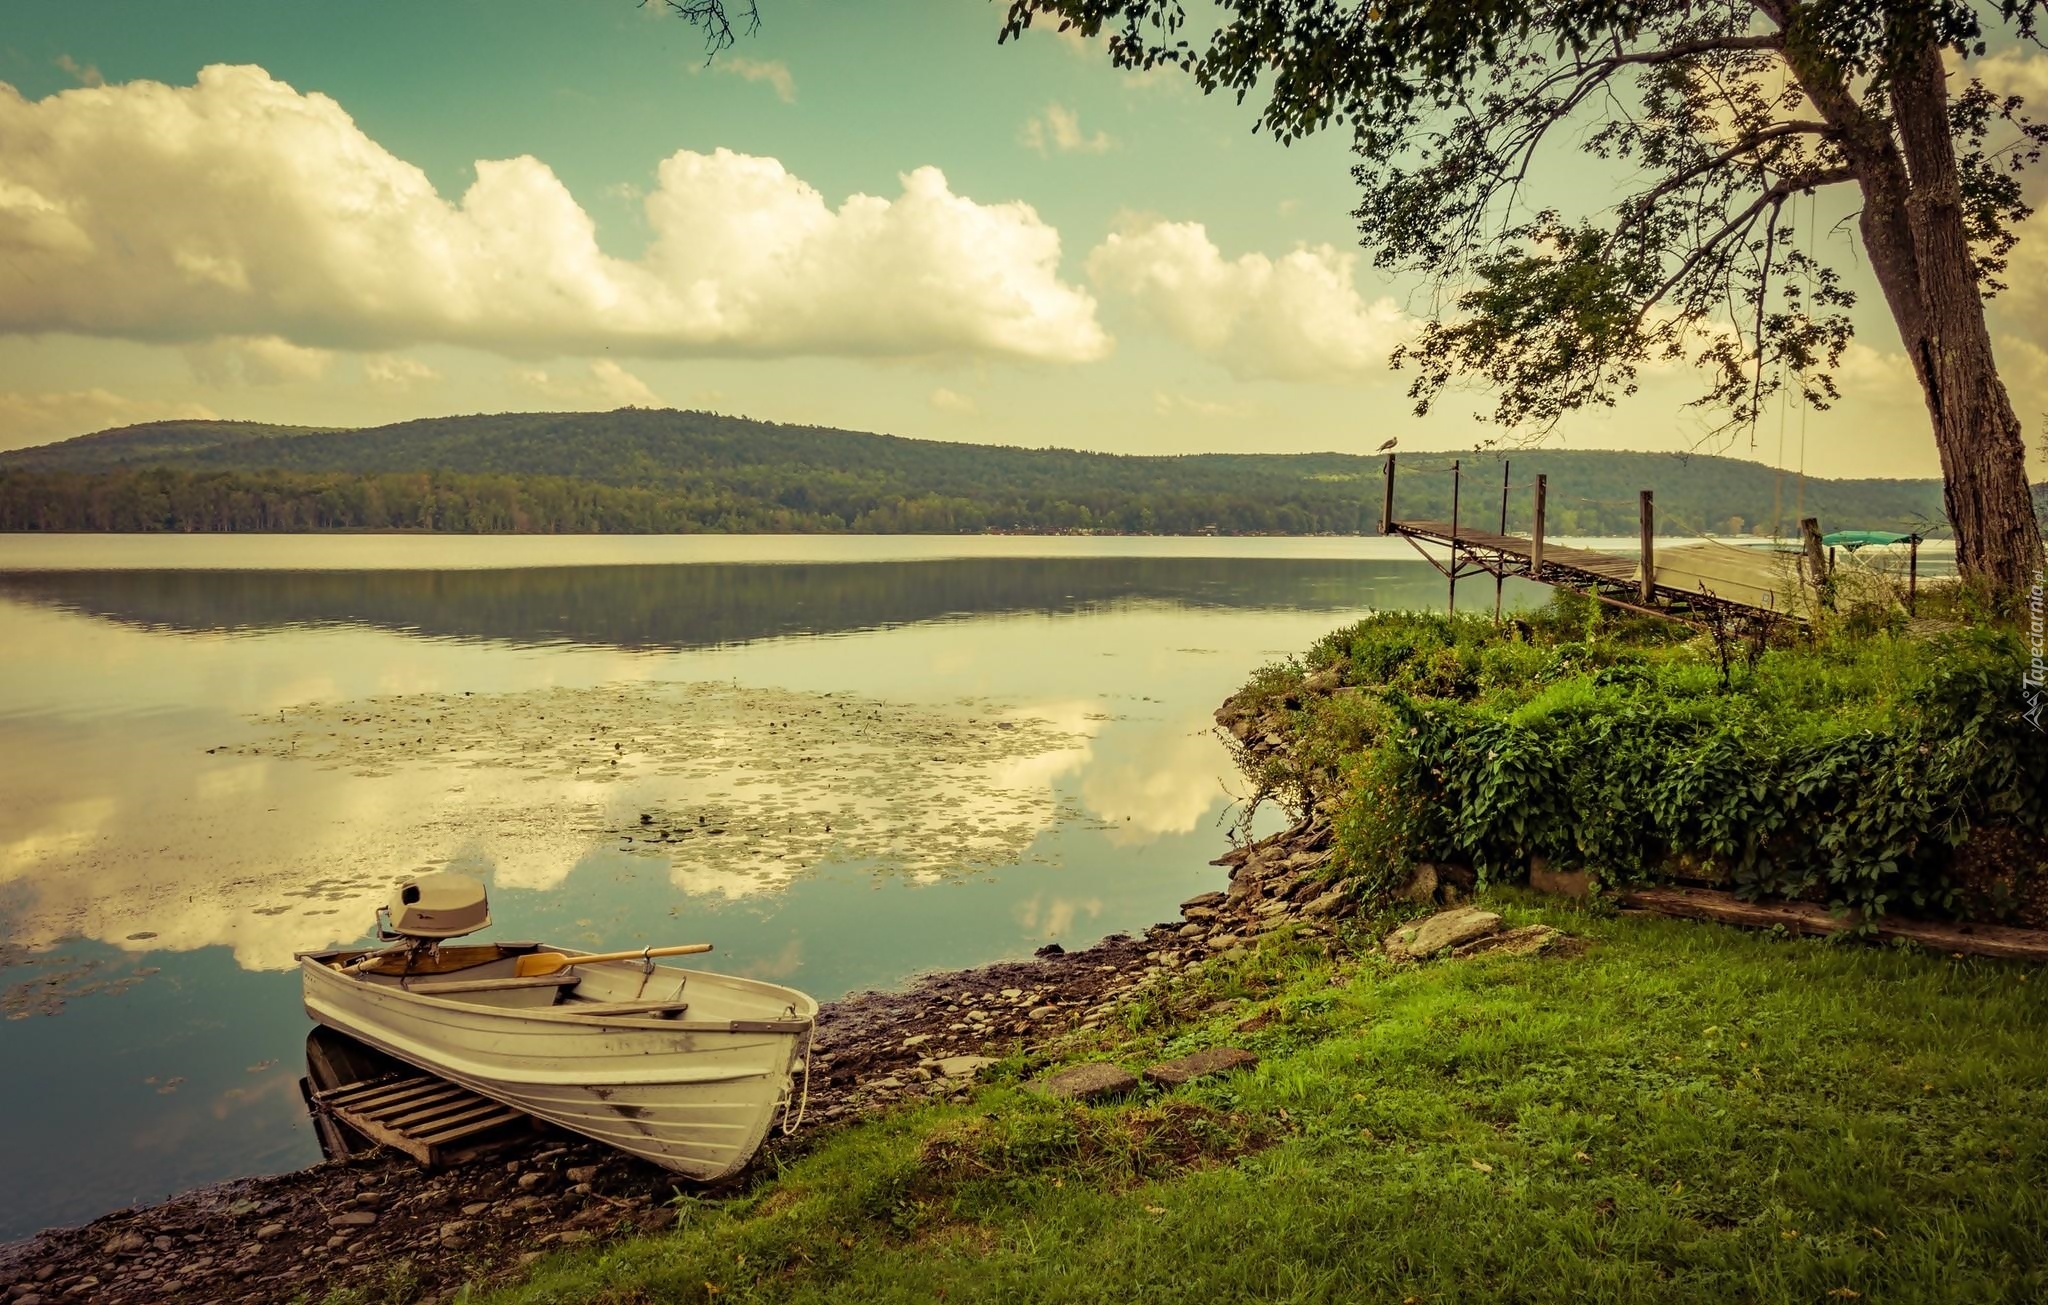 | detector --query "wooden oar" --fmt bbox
[513,943,713,978]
